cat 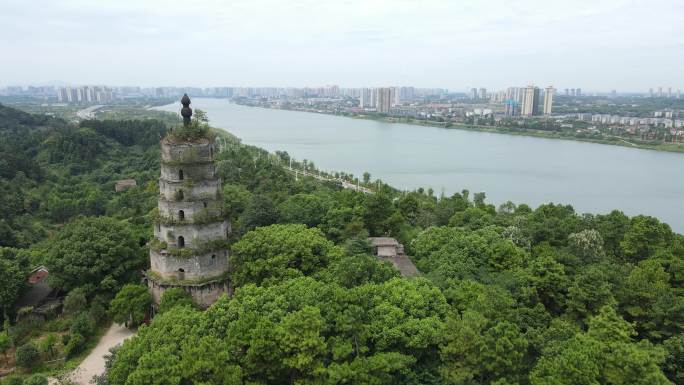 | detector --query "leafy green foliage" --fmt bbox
[166,109,213,142]
[241,194,280,231]
[530,306,673,385]
[0,257,25,319]
[15,342,39,368]
[63,288,87,315]
[620,215,674,262]
[21,374,48,385]
[279,193,330,227]
[43,216,144,295]
[64,332,85,357]
[70,312,94,338]
[109,284,151,328]
[0,105,160,247]
[231,224,340,286]
[0,331,11,357]
[110,277,447,385]
[662,334,684,384]
[441,311,529,384]
[158,288,195,314]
